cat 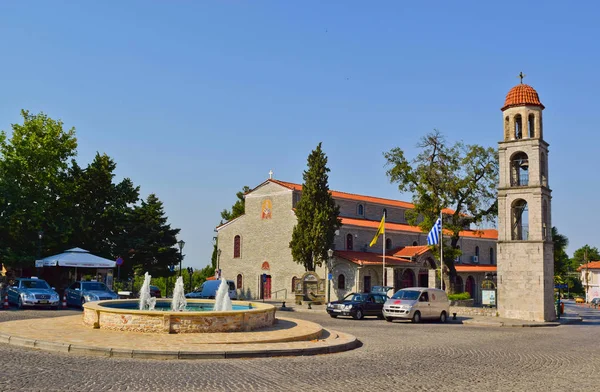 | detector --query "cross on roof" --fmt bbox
[518,71,526,84]
[269,169,273,179]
